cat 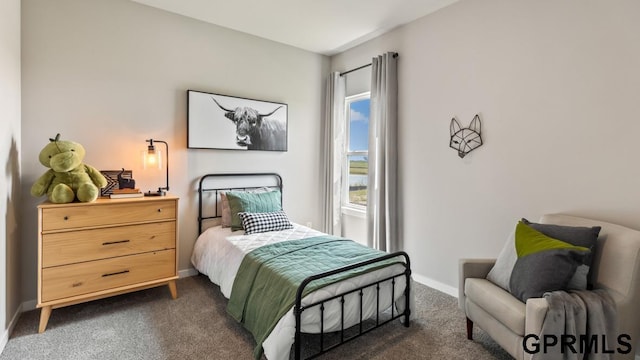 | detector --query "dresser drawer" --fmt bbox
[41,249,176,302]
[41,200,176,231]
[42,221,176,268]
